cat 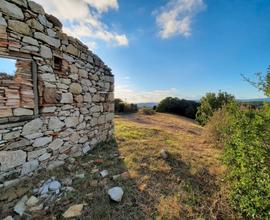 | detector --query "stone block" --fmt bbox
[13,108,33,116]
[61,93,73,104]
[66,44,78,56]
[22,36,39,46]
[3,130,21,140]
[48,117,65,131]
[34,32,60,48]
[65,117,79,128]
[26,18,44,31]
[44,88,61,104]
[48,138,64,151]
[28,1,45,15]
[0,150,26,171]
[6,138,30,150]
[69,83,82,95]
[28,148,47,160]
[22,119,43,136]
[33,136,52,147]
[40,45,52,59]
[0,108,13,117]
[8,20,31,35]
[10,0,27,8]
[21,160,39,175]
[0,0,24,20]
